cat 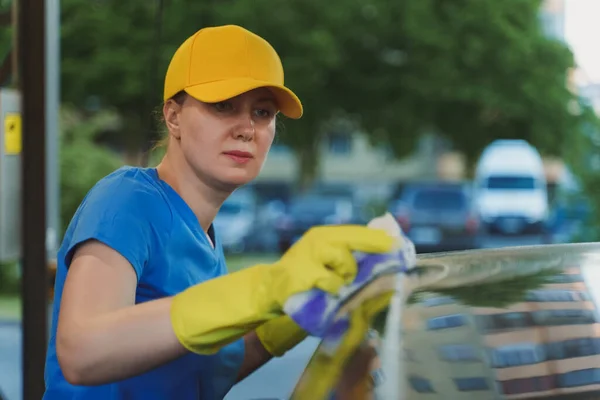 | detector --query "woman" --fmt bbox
[43,24,394,399]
